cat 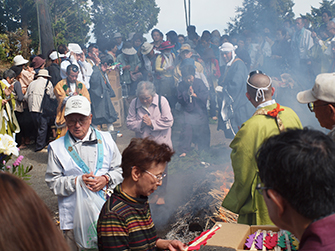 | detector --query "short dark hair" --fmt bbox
[121,138,174,179]
[88,43,99,54]
[181,64,195,78]
[66,64,79,75]
[9,66,23,78]
[58,44,68,54]
[256,128,335,220]
[151,29,163,39]
[3,69,16,80]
